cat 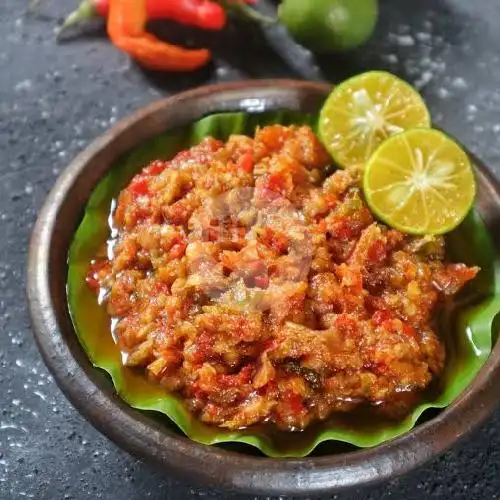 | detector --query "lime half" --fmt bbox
[320,71,431,168]
[363,128,475,235]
